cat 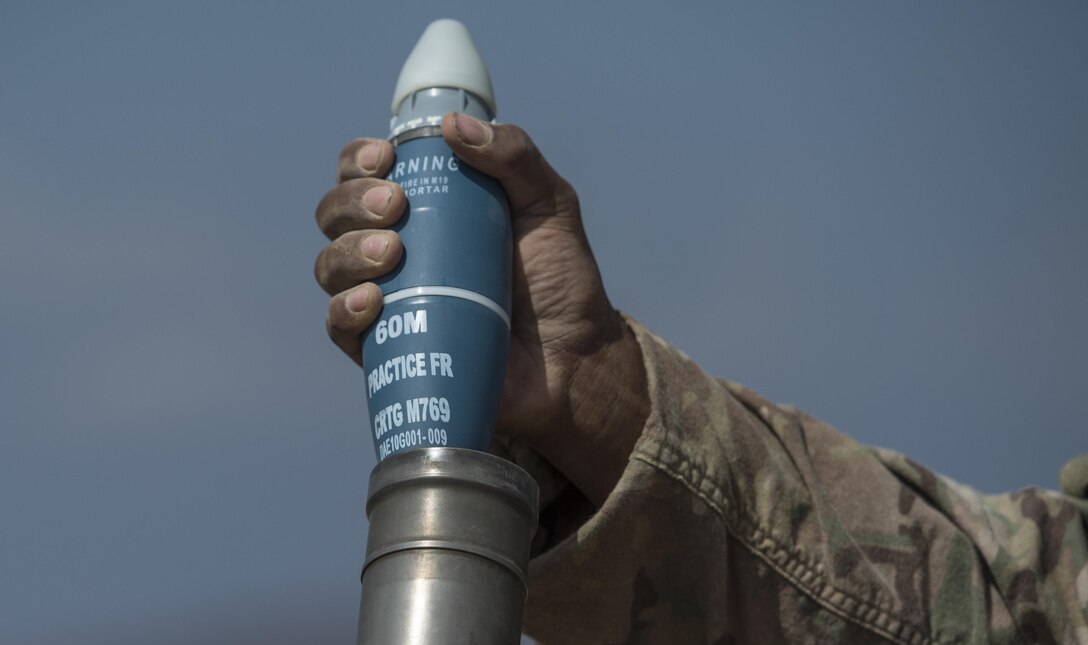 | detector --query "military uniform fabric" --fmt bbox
[511,317,1088,645]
